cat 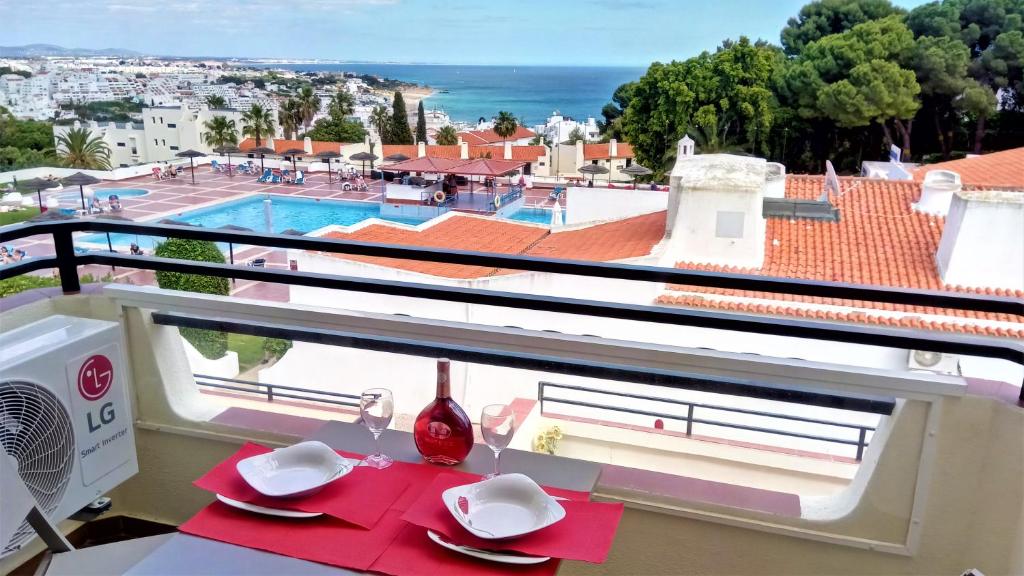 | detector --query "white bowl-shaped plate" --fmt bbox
[441,473,566,540]
[236,441,355,498]
[426,530,550,565]
[216,494,323,518]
